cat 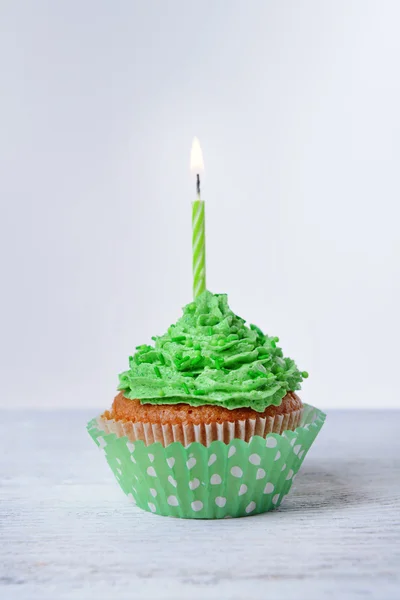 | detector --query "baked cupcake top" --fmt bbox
[118,291,307,412]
